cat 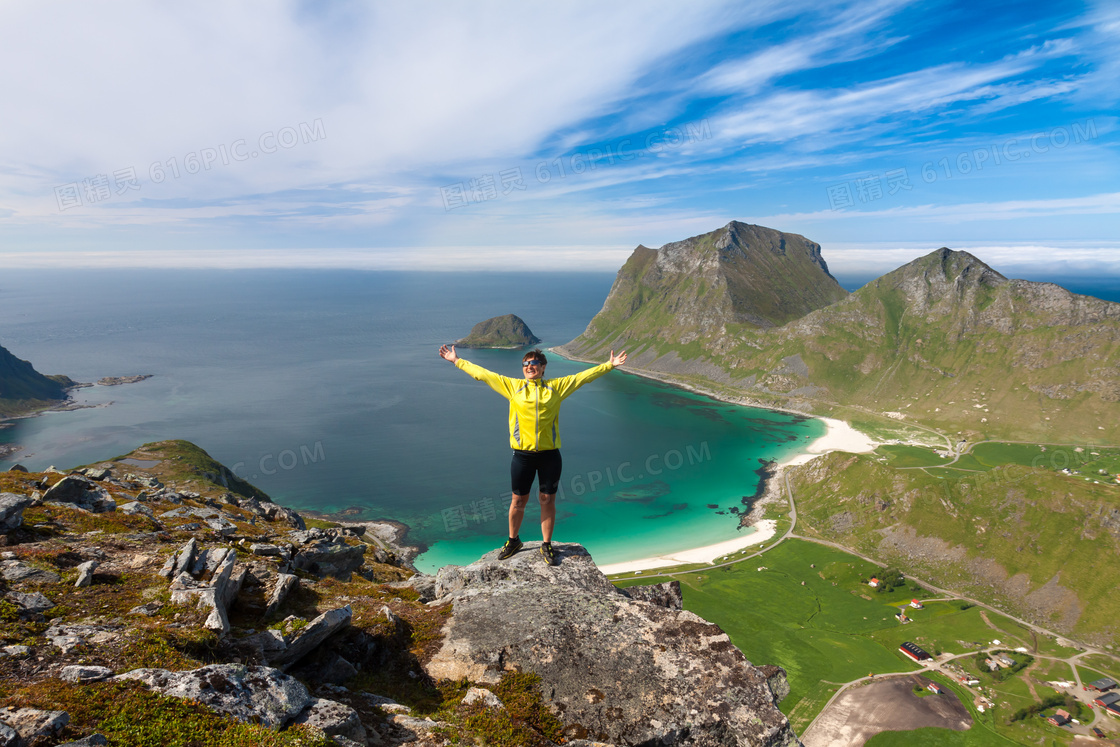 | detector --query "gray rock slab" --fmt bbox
[119,501,154,518]
[129,602,163,616]
[432,542,620,603]
[60,665,115,683]
[0,707,69,744]
[45,622,122,654]
[0,560,61,585]
[56,735,109,747]
[42,475,115,513]
[620,580,683,610]
[159,537,198,579]
[461,687,505,710]
[424,544,798,747]
[116,664,311,729]
[6,591,55,613]
[75,560,99,588]
[270,605,352,671]
[291,538,365,580]
[264,573,298,619]
[290,697,367,742]
[0,493,33,532]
